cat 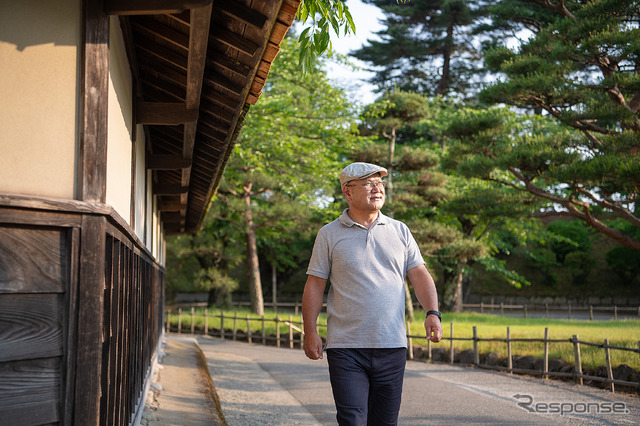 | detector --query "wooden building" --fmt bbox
[0,0,299,424]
